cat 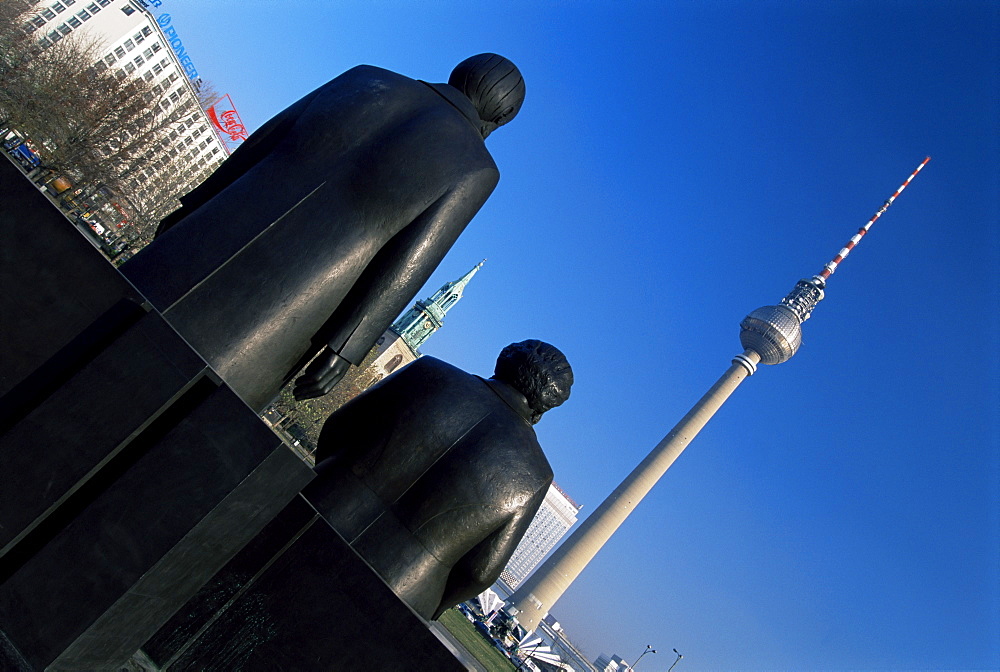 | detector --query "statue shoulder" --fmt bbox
[333,64,418,89]
[395,357,483,394]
